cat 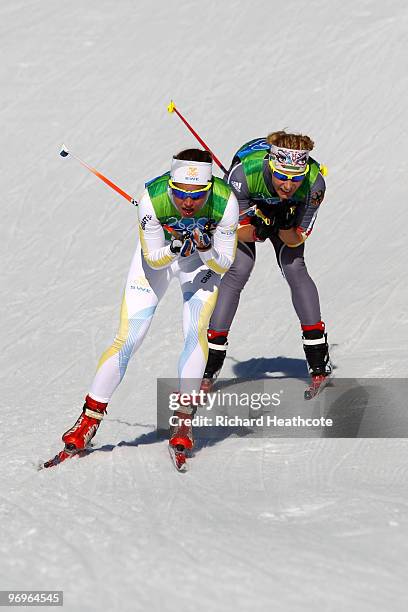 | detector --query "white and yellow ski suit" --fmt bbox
[88,188,238,401]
